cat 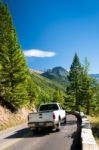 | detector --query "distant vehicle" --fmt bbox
[28,103,66,132]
